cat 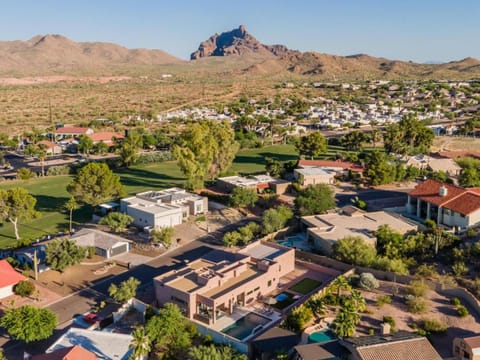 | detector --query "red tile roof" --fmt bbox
[54,127,91,134]
[409,179,480,215]
[87,132,124,143]
[0,259,26,288]
[38,140,58,149]
[298,159,364,172]
[32,345,97,360]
